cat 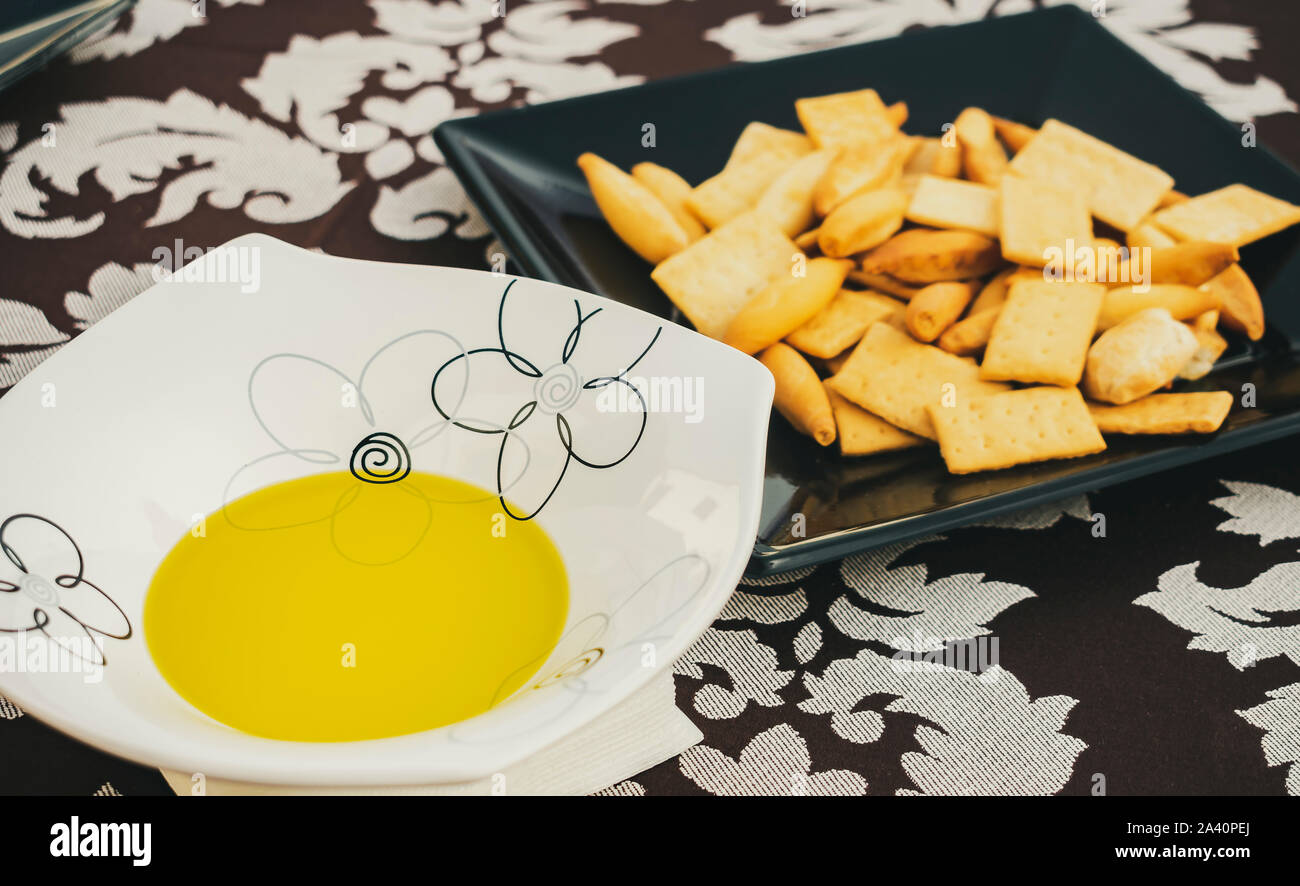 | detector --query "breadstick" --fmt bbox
[905,281,978,342]
[847,270,926,300]
[631,162,707,241]
[579,153,690,263]
[819,188,908,257]
[1097,284,1222,331]
[954,107,1008,185]
[724,257,852,354]
[861,229,1003,283]
[1106,241,1238,288]
[938,306,1000,356]
[760,343,837,446]
[970,267,1016,314]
